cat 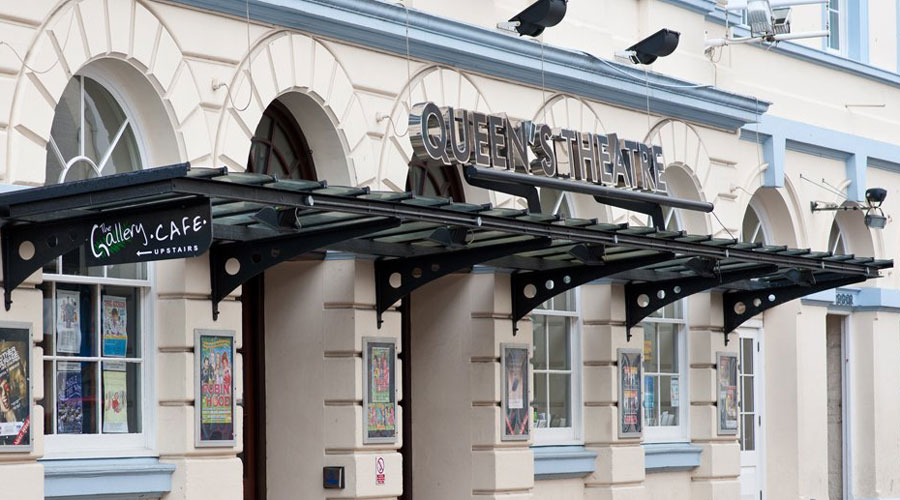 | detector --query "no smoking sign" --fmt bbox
[375,456,386,485]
